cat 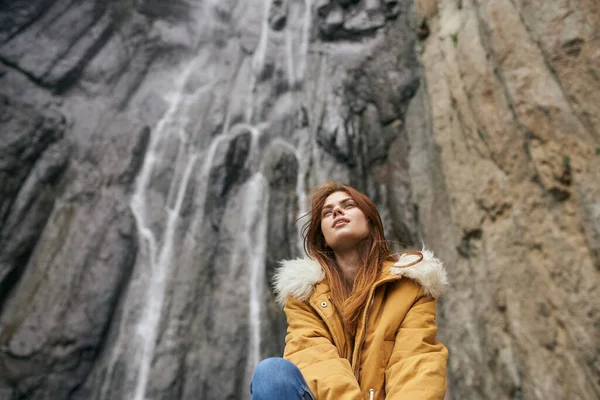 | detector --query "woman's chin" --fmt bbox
[328,234,365,252]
